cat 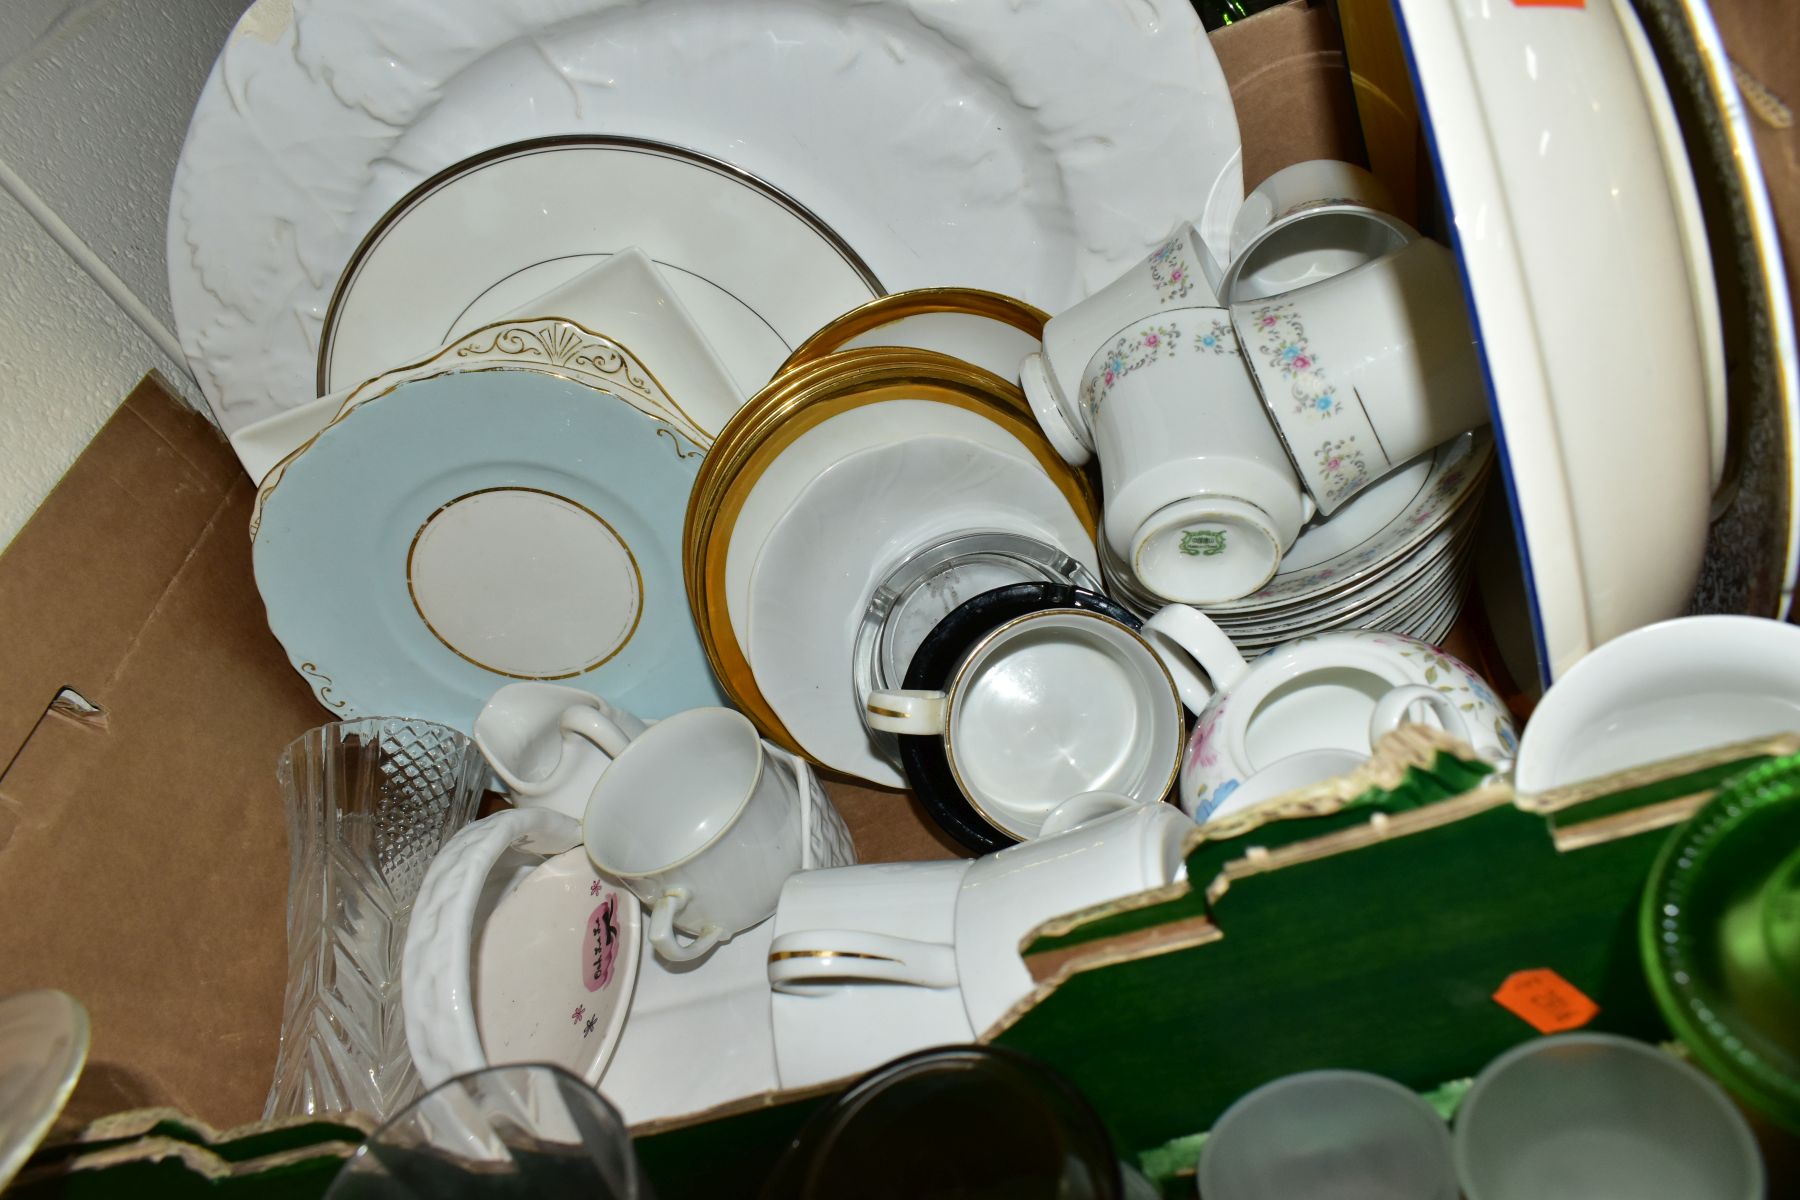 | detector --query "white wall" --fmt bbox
[0,0,251,549]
